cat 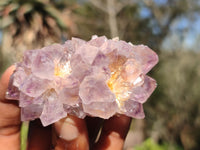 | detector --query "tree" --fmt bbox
[0,0,77,70]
